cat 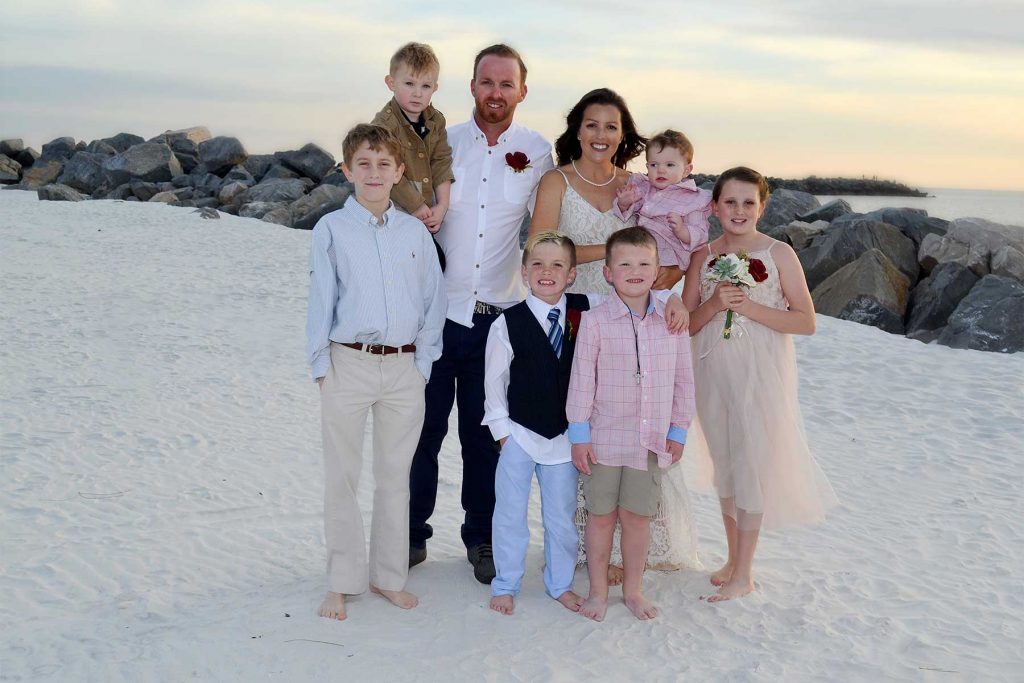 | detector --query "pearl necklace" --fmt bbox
[571,159,617,187]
